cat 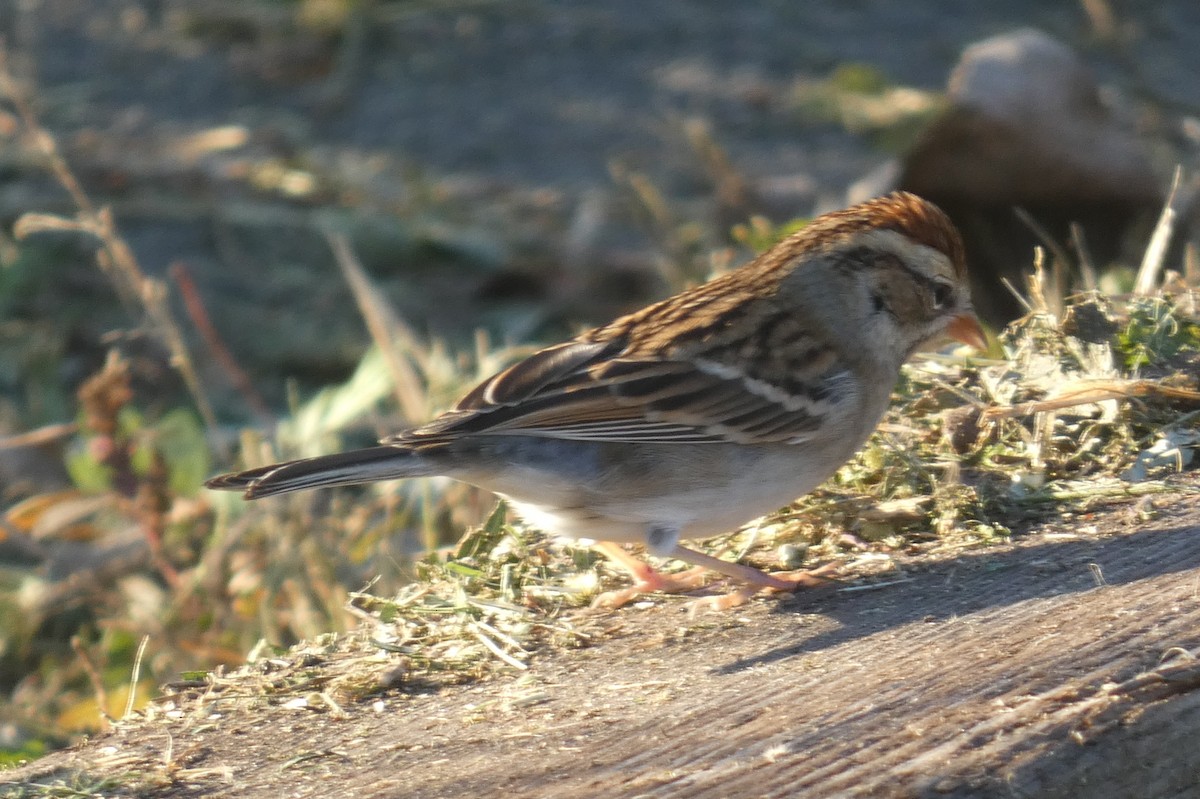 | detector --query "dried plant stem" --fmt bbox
[471,626,529,671]
[124,636,151,720]
[322,228,430,423]
[1018,478,1196,504]
[1135,166,1183,296]
[0,421,77,449]
[0,46,216,428]
[983,378,1200,420]
[1024,247,1053,315]
[171,261,273,423]
[71,635,114,728]
[1014,209,1070,316]
[1069,223,1099,292]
